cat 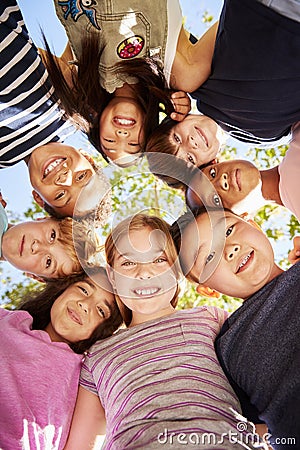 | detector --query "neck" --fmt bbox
[260,166,283,206]
[129,305,175,328]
